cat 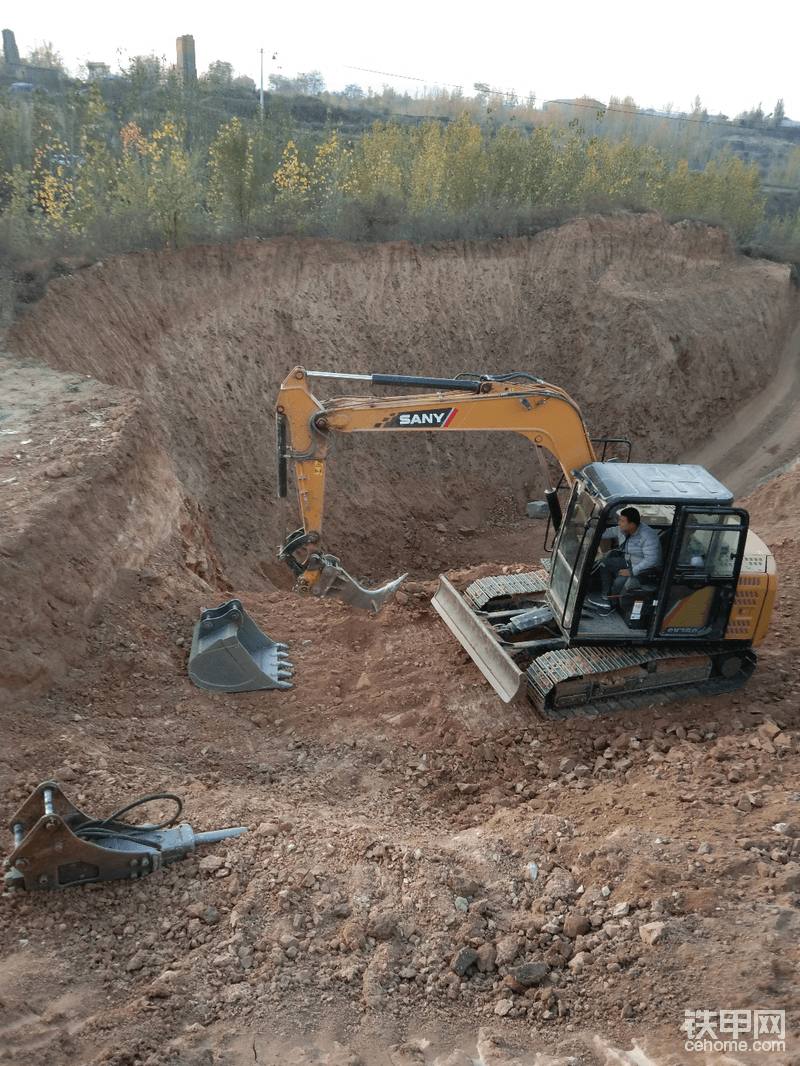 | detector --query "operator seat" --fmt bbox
[618,524,672,630]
